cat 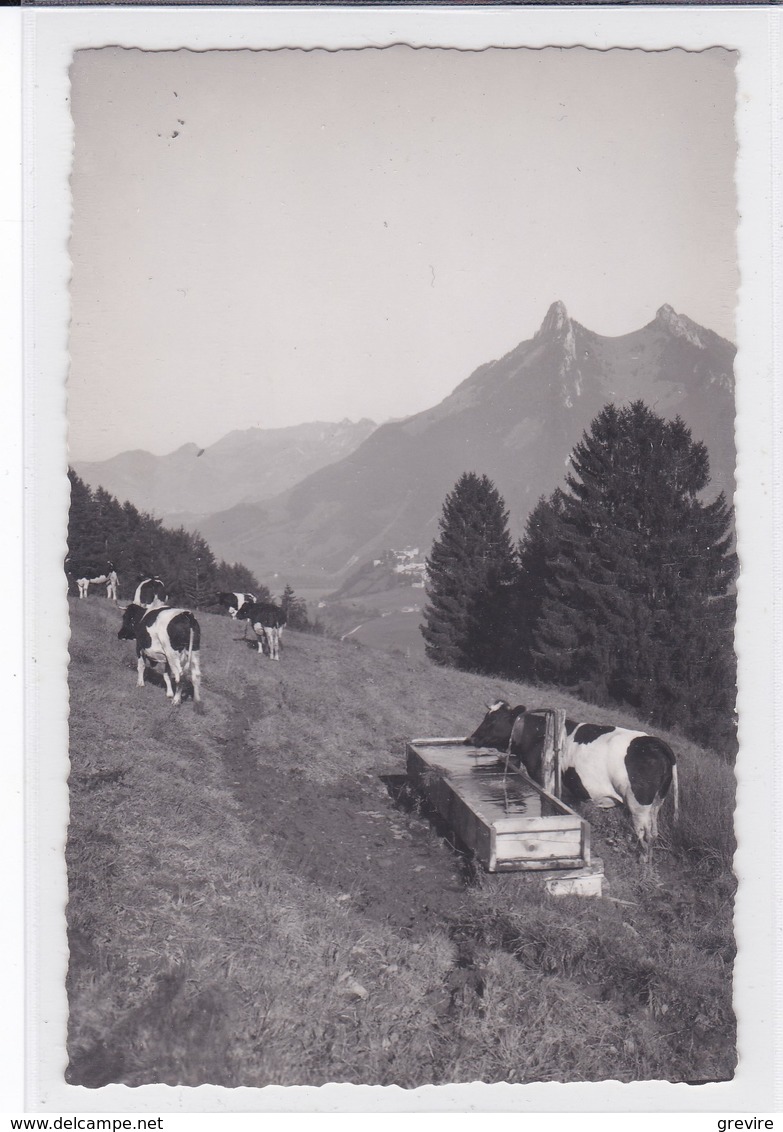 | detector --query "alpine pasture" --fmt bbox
[67,596,736,1087]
